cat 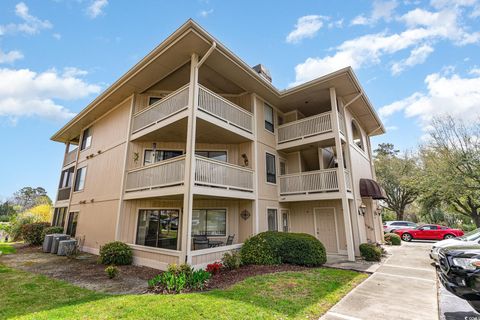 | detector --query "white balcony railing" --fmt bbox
[345,169,352,191]
[198,85,253,133]
[194,156,253,192]
[278,112,333,144]
[279,169,339,195]
[63,148,77,167]
[132,85,189,133]
[125,156,186,192]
